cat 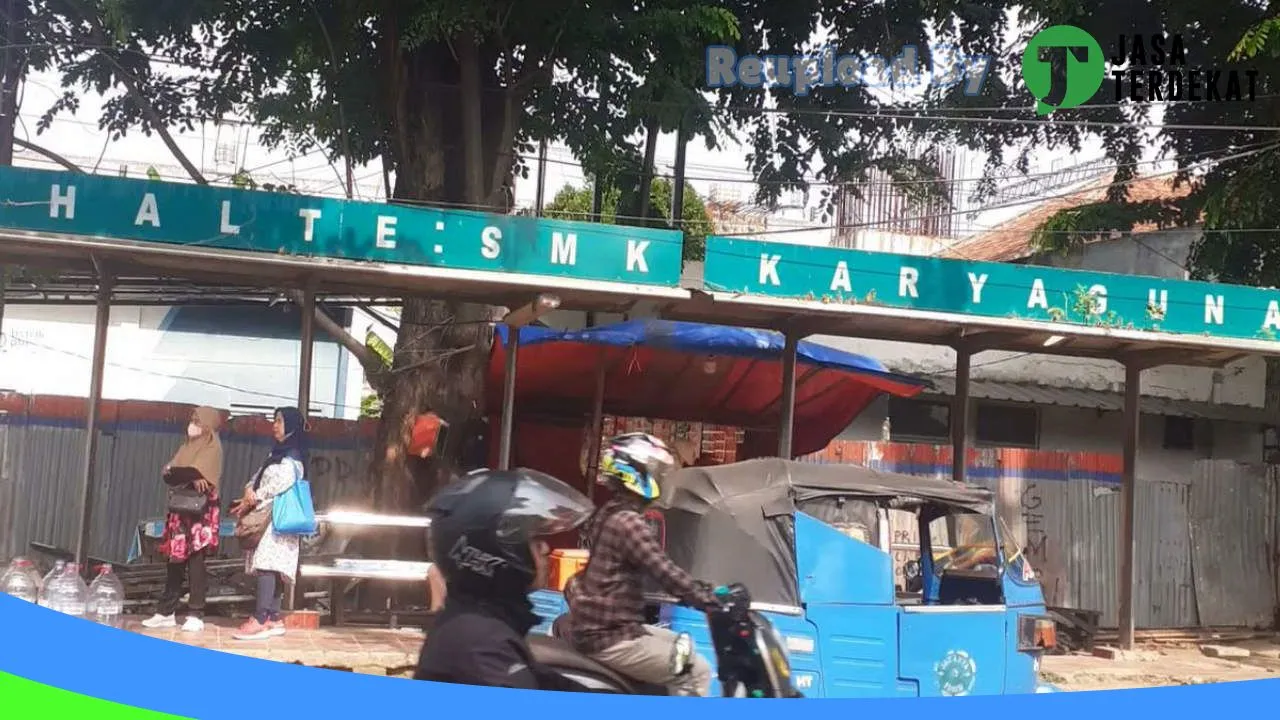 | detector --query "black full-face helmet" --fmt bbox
[428,468,594,599]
